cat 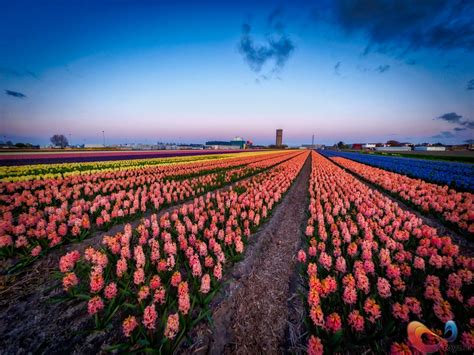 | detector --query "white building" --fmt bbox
[362,143,376,149]
[375,146,412,152]
[414,146,446,151]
